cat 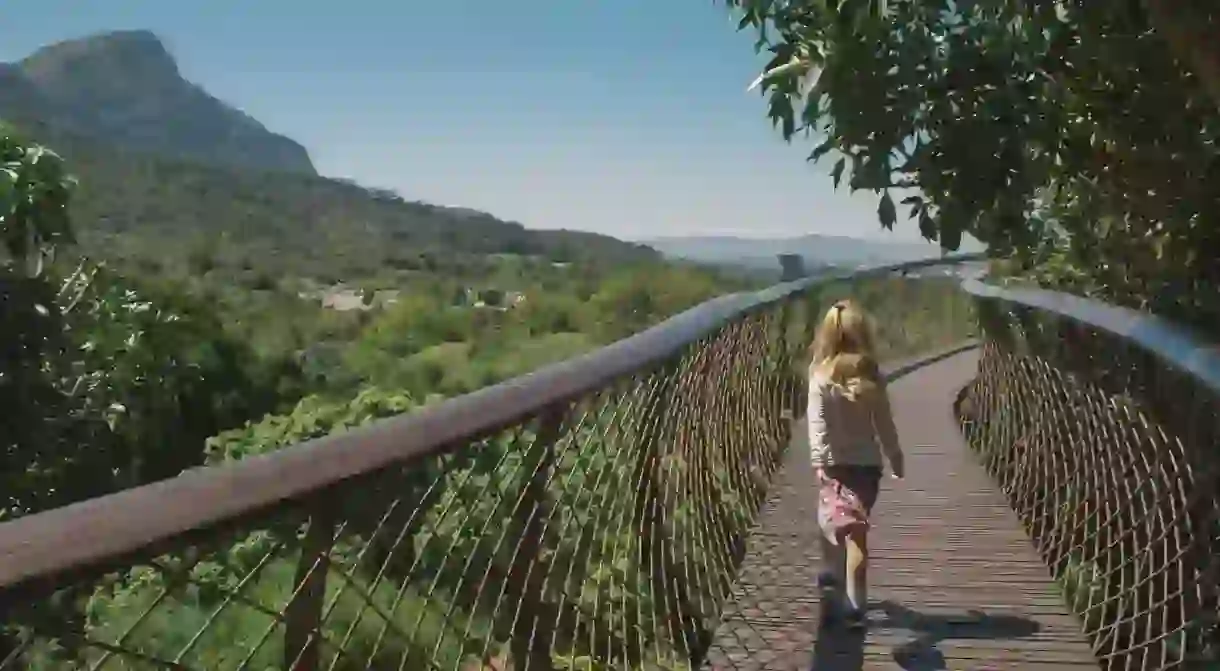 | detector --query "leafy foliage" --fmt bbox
[726,0,1220,331]
[1,124,302,519]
